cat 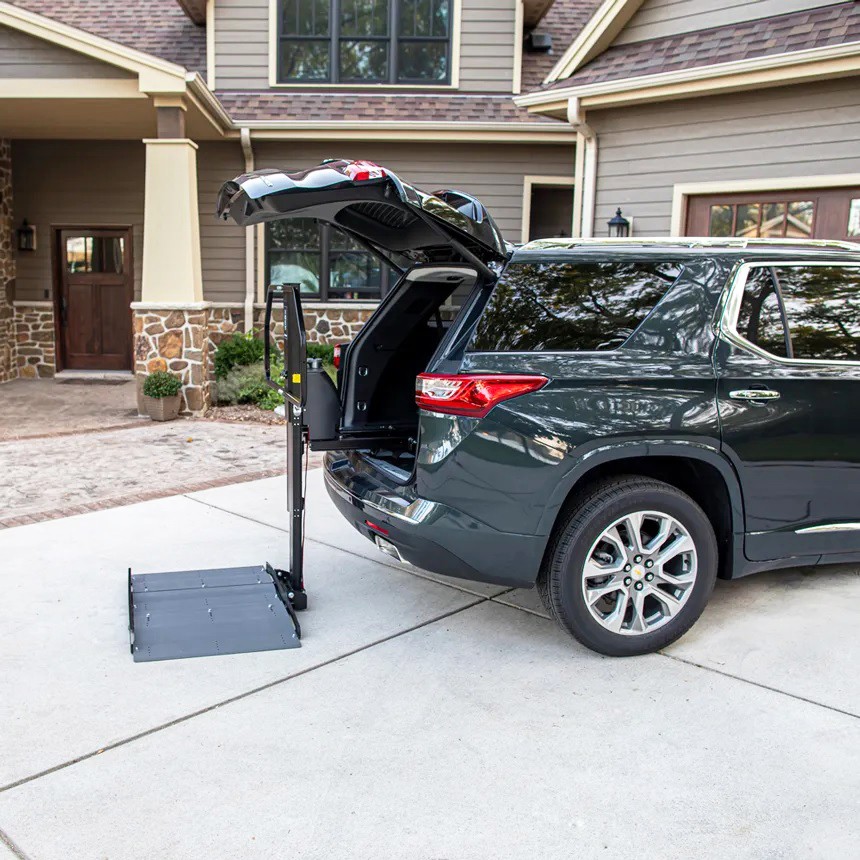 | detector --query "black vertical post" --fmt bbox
[280,284,307,597]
